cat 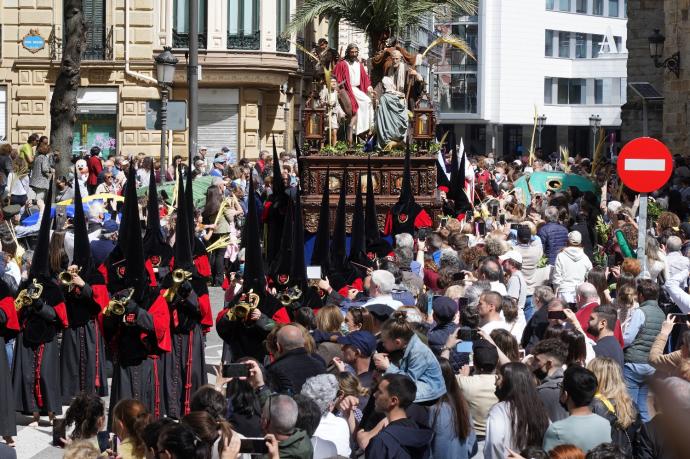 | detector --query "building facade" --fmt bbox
[1,0,306,160]
[431,0,628,158]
